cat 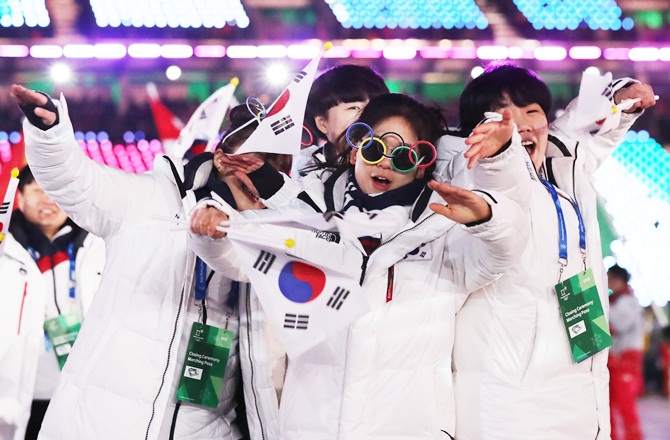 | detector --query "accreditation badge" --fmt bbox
[555,268,613,363]
[176,322,233,408]
[44,312,81,370]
